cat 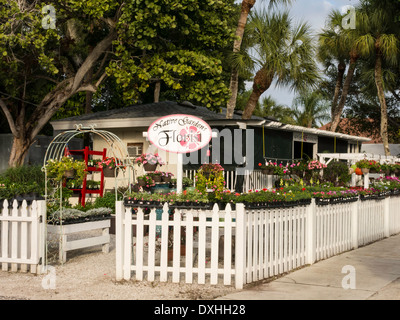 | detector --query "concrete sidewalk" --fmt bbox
[218,233,400,300]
